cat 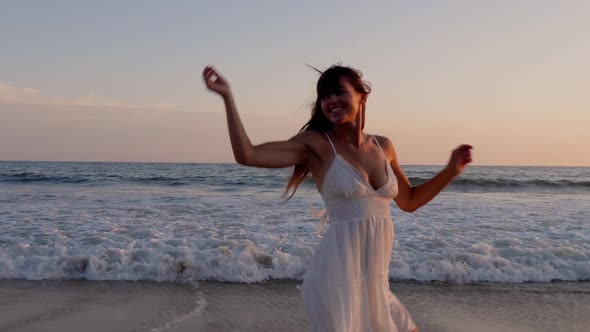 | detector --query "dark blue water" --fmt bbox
[1,162,589,193]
